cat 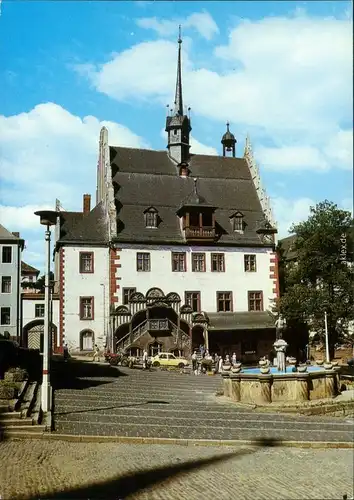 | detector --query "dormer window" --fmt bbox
[230,211,244,233]
[144,207,158,228]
